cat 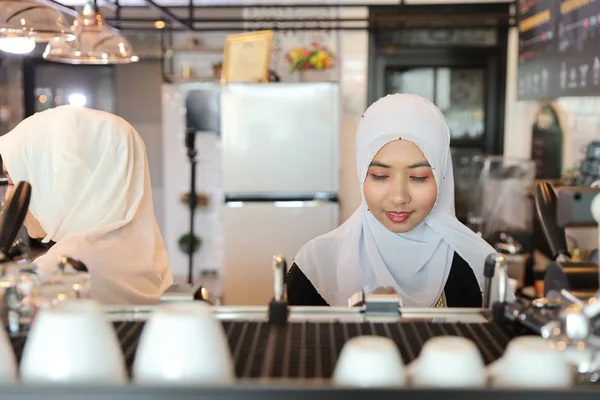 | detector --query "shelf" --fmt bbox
[165,47,224,56]
[164,75,220,84]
